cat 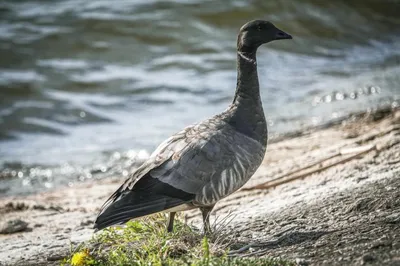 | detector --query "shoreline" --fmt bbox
[0,105,395,198]
[0,106,399,265]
